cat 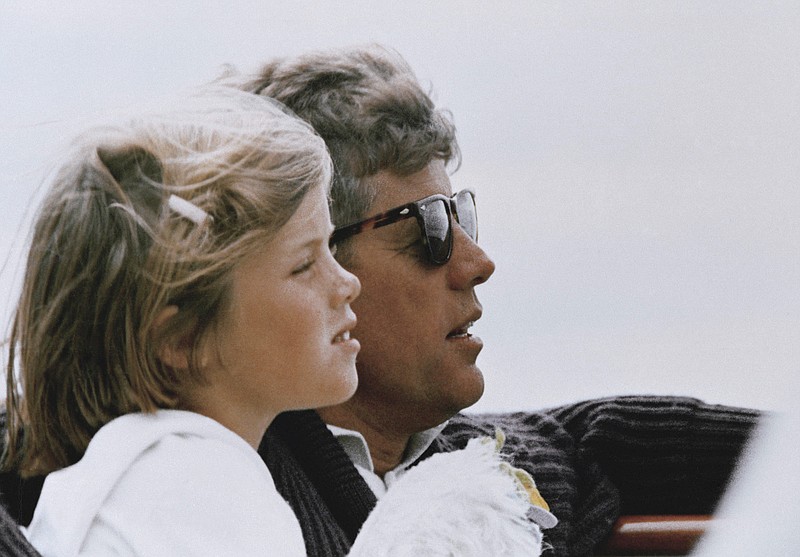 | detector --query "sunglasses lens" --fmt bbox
[455,190,478,241]
[420,199,451,264]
